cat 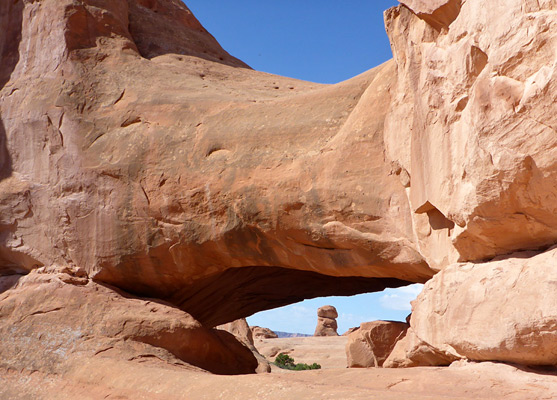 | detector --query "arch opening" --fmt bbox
[167,266,417,328]
[247,283,424,336]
